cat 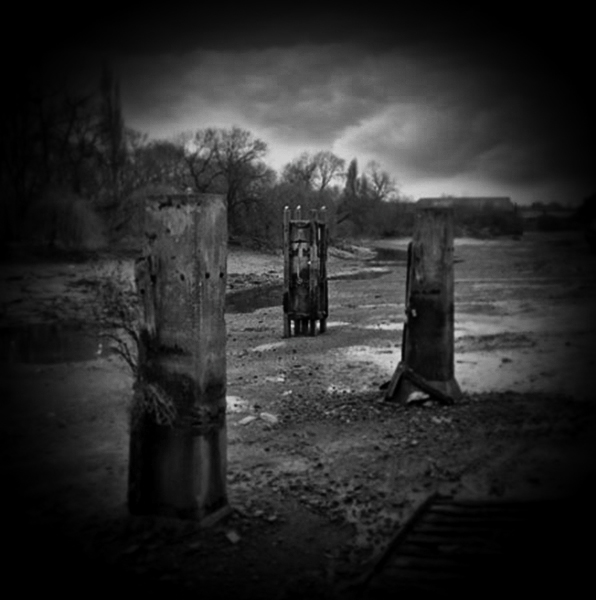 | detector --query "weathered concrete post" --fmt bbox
[385,206,462,404]
[283,206,328,337]
[128,193,230,524]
